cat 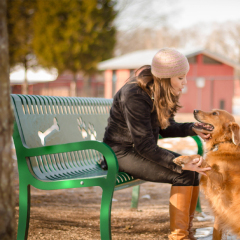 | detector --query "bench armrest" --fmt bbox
[158,135,204,156]
[35,141,116,172]
[13,122,119,183]
[20,140,119,179]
